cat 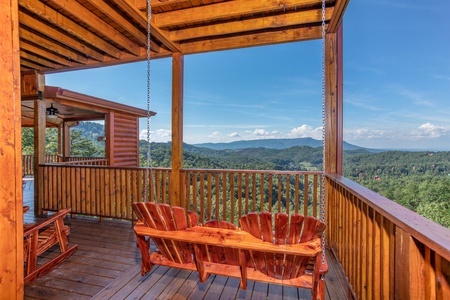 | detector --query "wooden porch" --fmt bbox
[23,179,351,300]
